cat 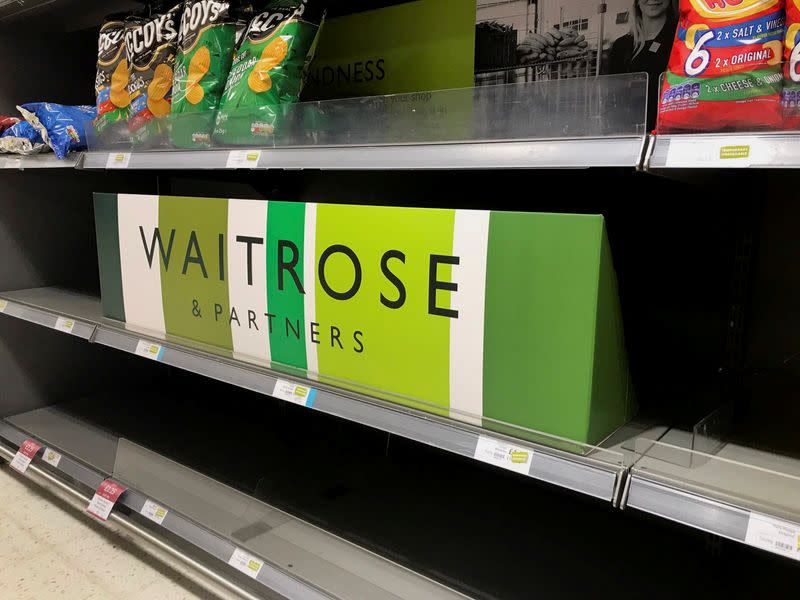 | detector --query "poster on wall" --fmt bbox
[475,0,676,127]
[305,0,675,127]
